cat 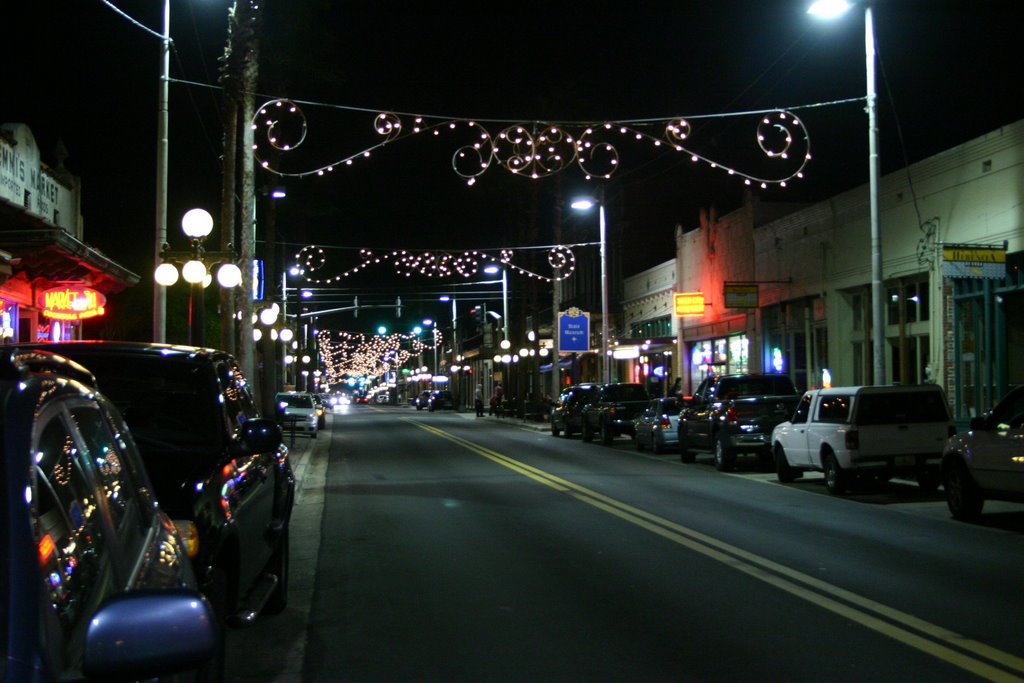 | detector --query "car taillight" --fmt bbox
[659,416,671,428]
[845,429,859,450]
[724,407,738,423]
